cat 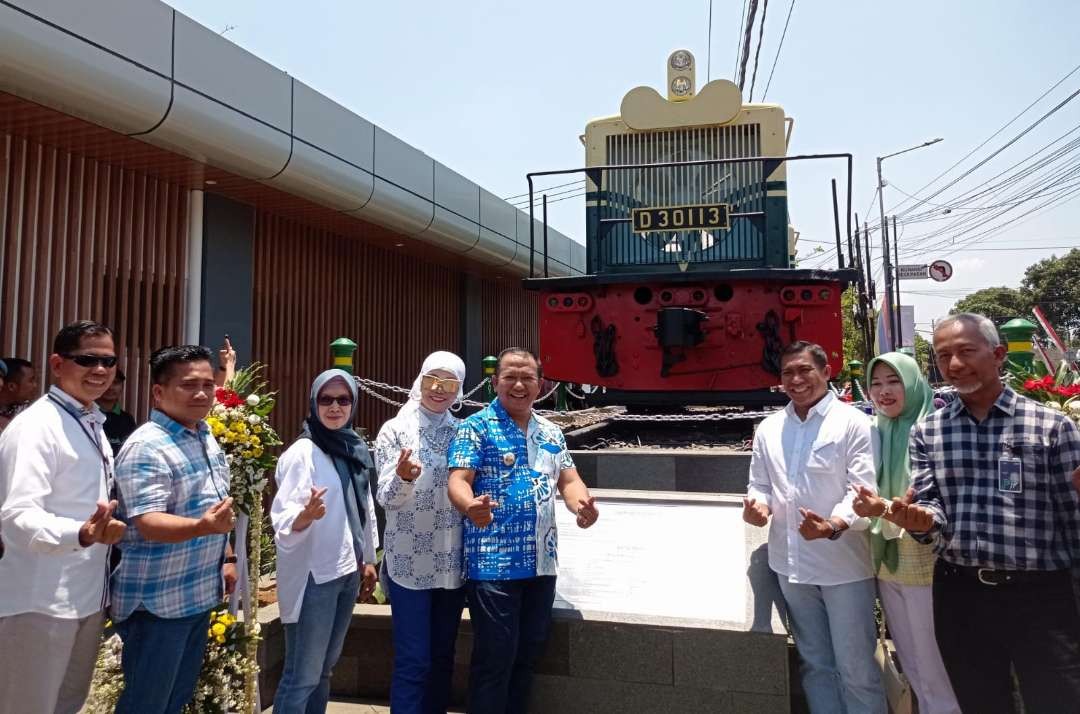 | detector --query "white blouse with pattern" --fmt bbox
[374,407,463,590]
